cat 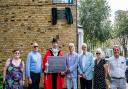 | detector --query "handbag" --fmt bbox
[125,67,128,83]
